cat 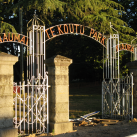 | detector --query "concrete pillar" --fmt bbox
[0,52,18,137]
[127,61,137,118]
[45,55,73,134]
